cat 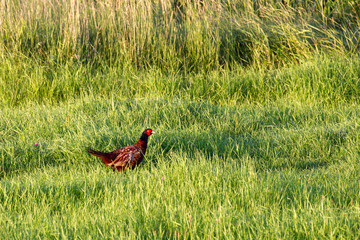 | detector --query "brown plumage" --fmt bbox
[87,128,155,172]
